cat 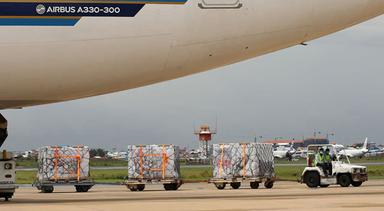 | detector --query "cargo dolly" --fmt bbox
[33,179,94,193]
[210,143,275,190]
[33,146,94,193]
[126,144,183,191]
